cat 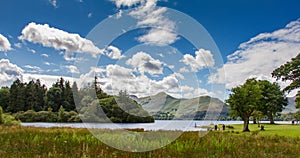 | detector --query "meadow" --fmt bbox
[0,124,300,158]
